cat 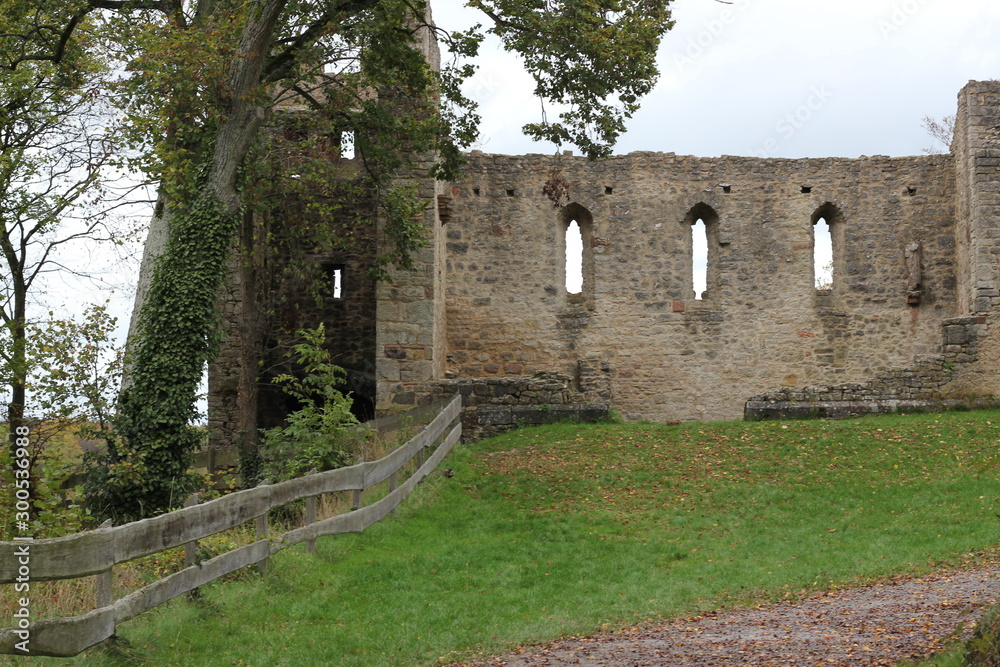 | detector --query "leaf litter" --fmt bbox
[459,565,1000,666]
